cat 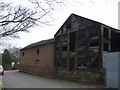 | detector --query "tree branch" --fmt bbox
[0,0,65,40]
